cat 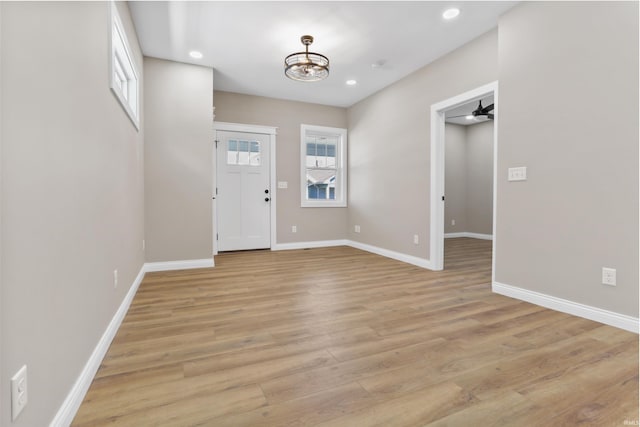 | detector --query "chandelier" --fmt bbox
[284,35,329,82]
